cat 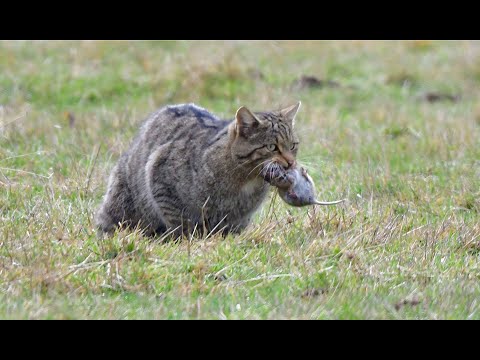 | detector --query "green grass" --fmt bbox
[1,40,479,319]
